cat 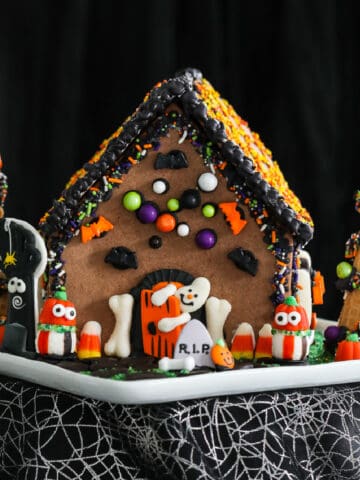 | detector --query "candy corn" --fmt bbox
[254,323,272,359]
[231,322,255,360]
[77,321,102,360]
